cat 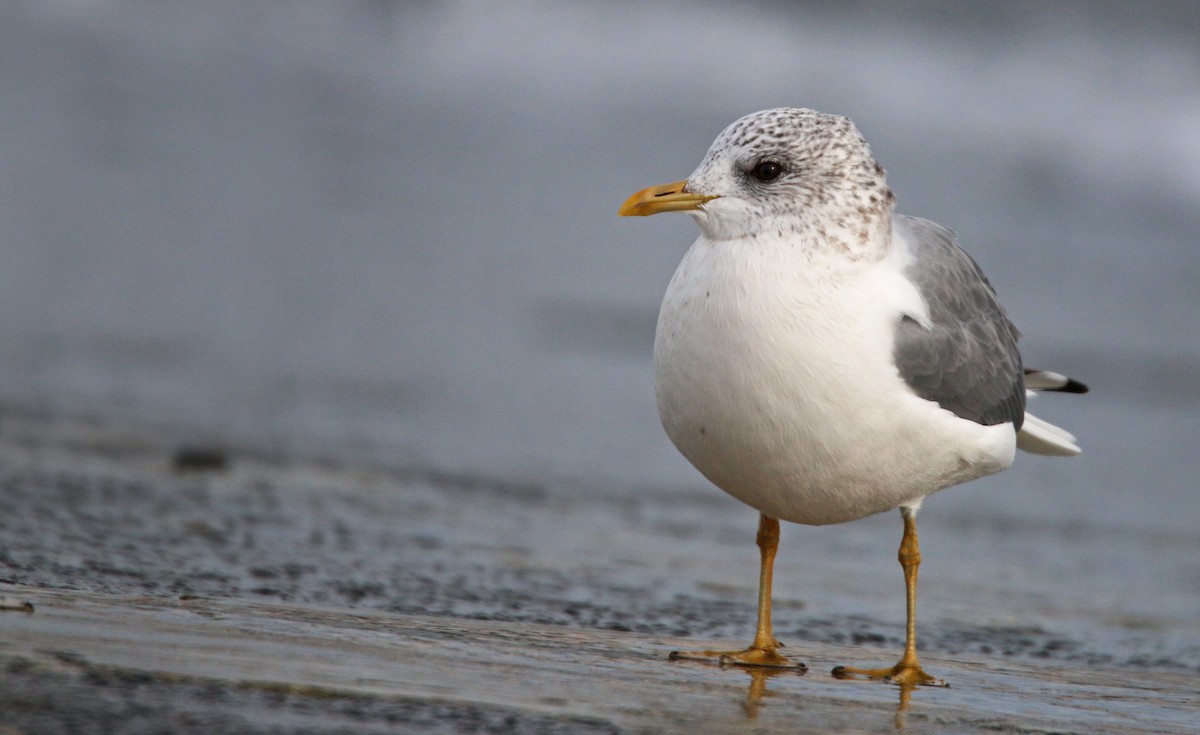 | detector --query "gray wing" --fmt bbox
[892,215,1026,430]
